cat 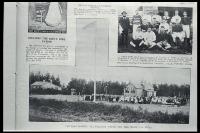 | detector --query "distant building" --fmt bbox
[31,80,62,91]
[71,88,76,95]
[124,82,156,97]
